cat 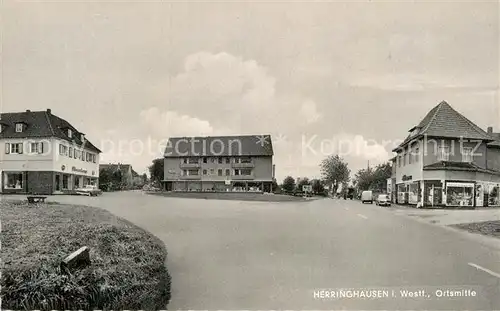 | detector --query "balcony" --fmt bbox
[179,174,201,180]
[232,173,254,180]
[180,162,200,168]
[231,162,255,168]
